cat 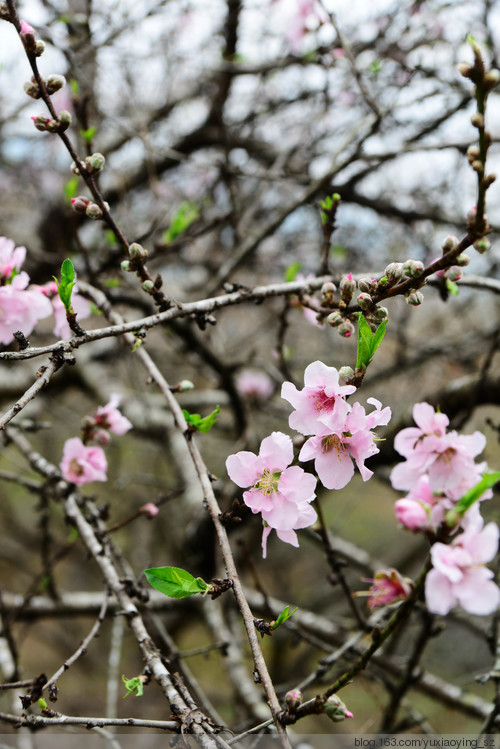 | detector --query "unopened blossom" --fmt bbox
[391,402,486,495]
[281,360,355,436]
[299,398,391,490]
[425,513,500,615]
[226,431,317,556]
[0,272,52,345]
[361,569,412,610]
[140,502,159,518]
[236,370,274,400]
[323,694,354,722]
[60,437,108,486]
[93,394,132,435]
[394,475,445,532]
